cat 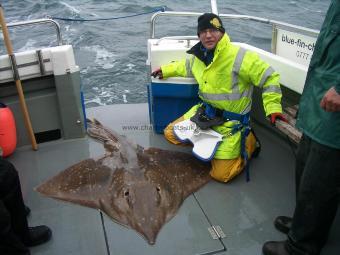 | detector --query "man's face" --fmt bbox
[198,28,223,50]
